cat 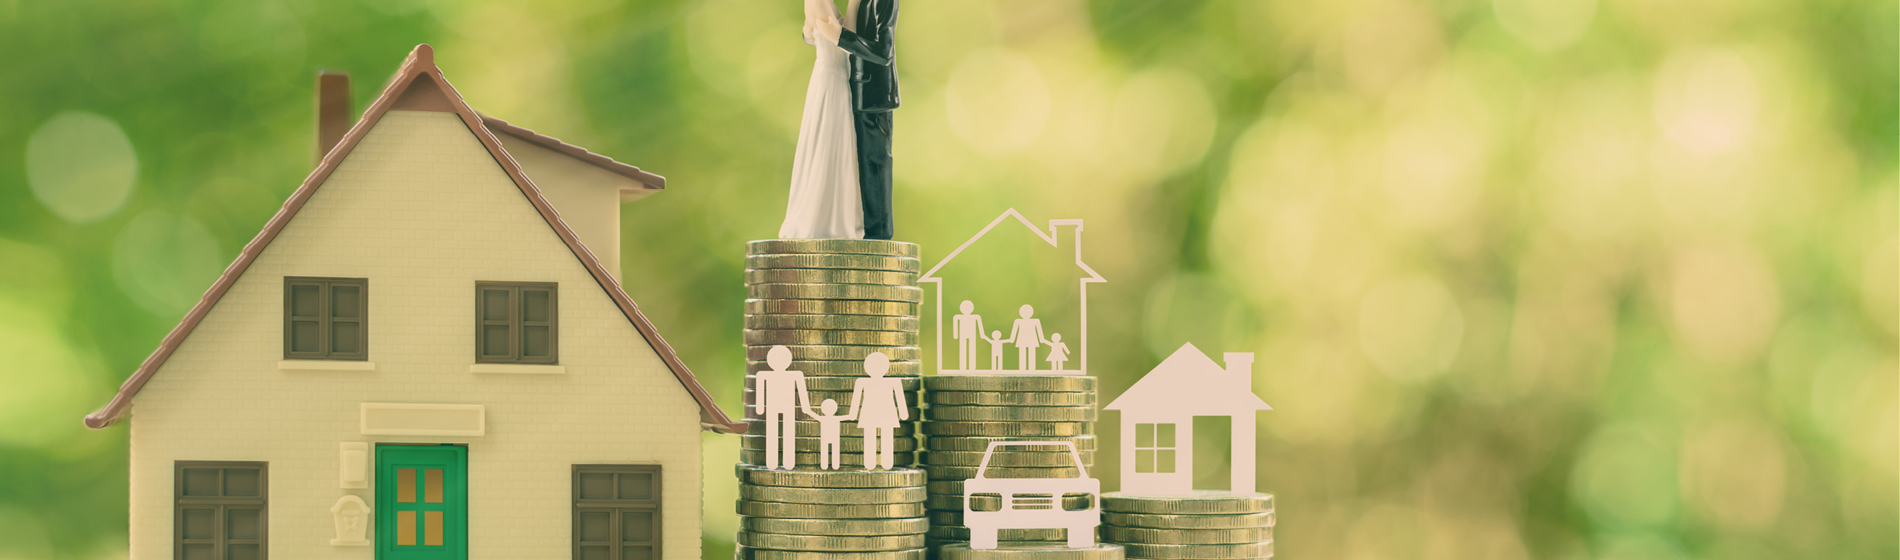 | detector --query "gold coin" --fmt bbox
[1100,493,1274,515]
[746,299,919,316]
[737,465,926,488]
[926,391,1097,406]
[746,269,918,286]
[1101,512,1275,530]
[748,360,923,377]
[749,283,923,303]
[747,239,921,258]
[925,526,1071,541]
[923,376,1097,393]
[739,450,916,469]
[922,451,1095,467]
[1099,526,1271,545]
[749,374,923,391]
[745,345,921,362]
[742,484,926,504]
[741,434,919,453]
[924,465,1091,481]
[928,493,1095,511]
[746,329,921,346]
[746,253,922,273]
[921,422,1093,437]
[737,531,927,552]
[938,543,1127,560]
[925,436,1096,452]
[742,517,930,536]
[743,388,918,408]
[746,314,920,332]
[1116,542,1272,559]
[927,406,1096,422]
[737,500,926,519]
[735,545,927,560]
[742,419,916,438]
